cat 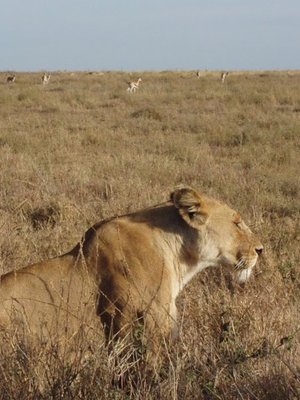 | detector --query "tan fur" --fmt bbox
[0,186,263,350]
